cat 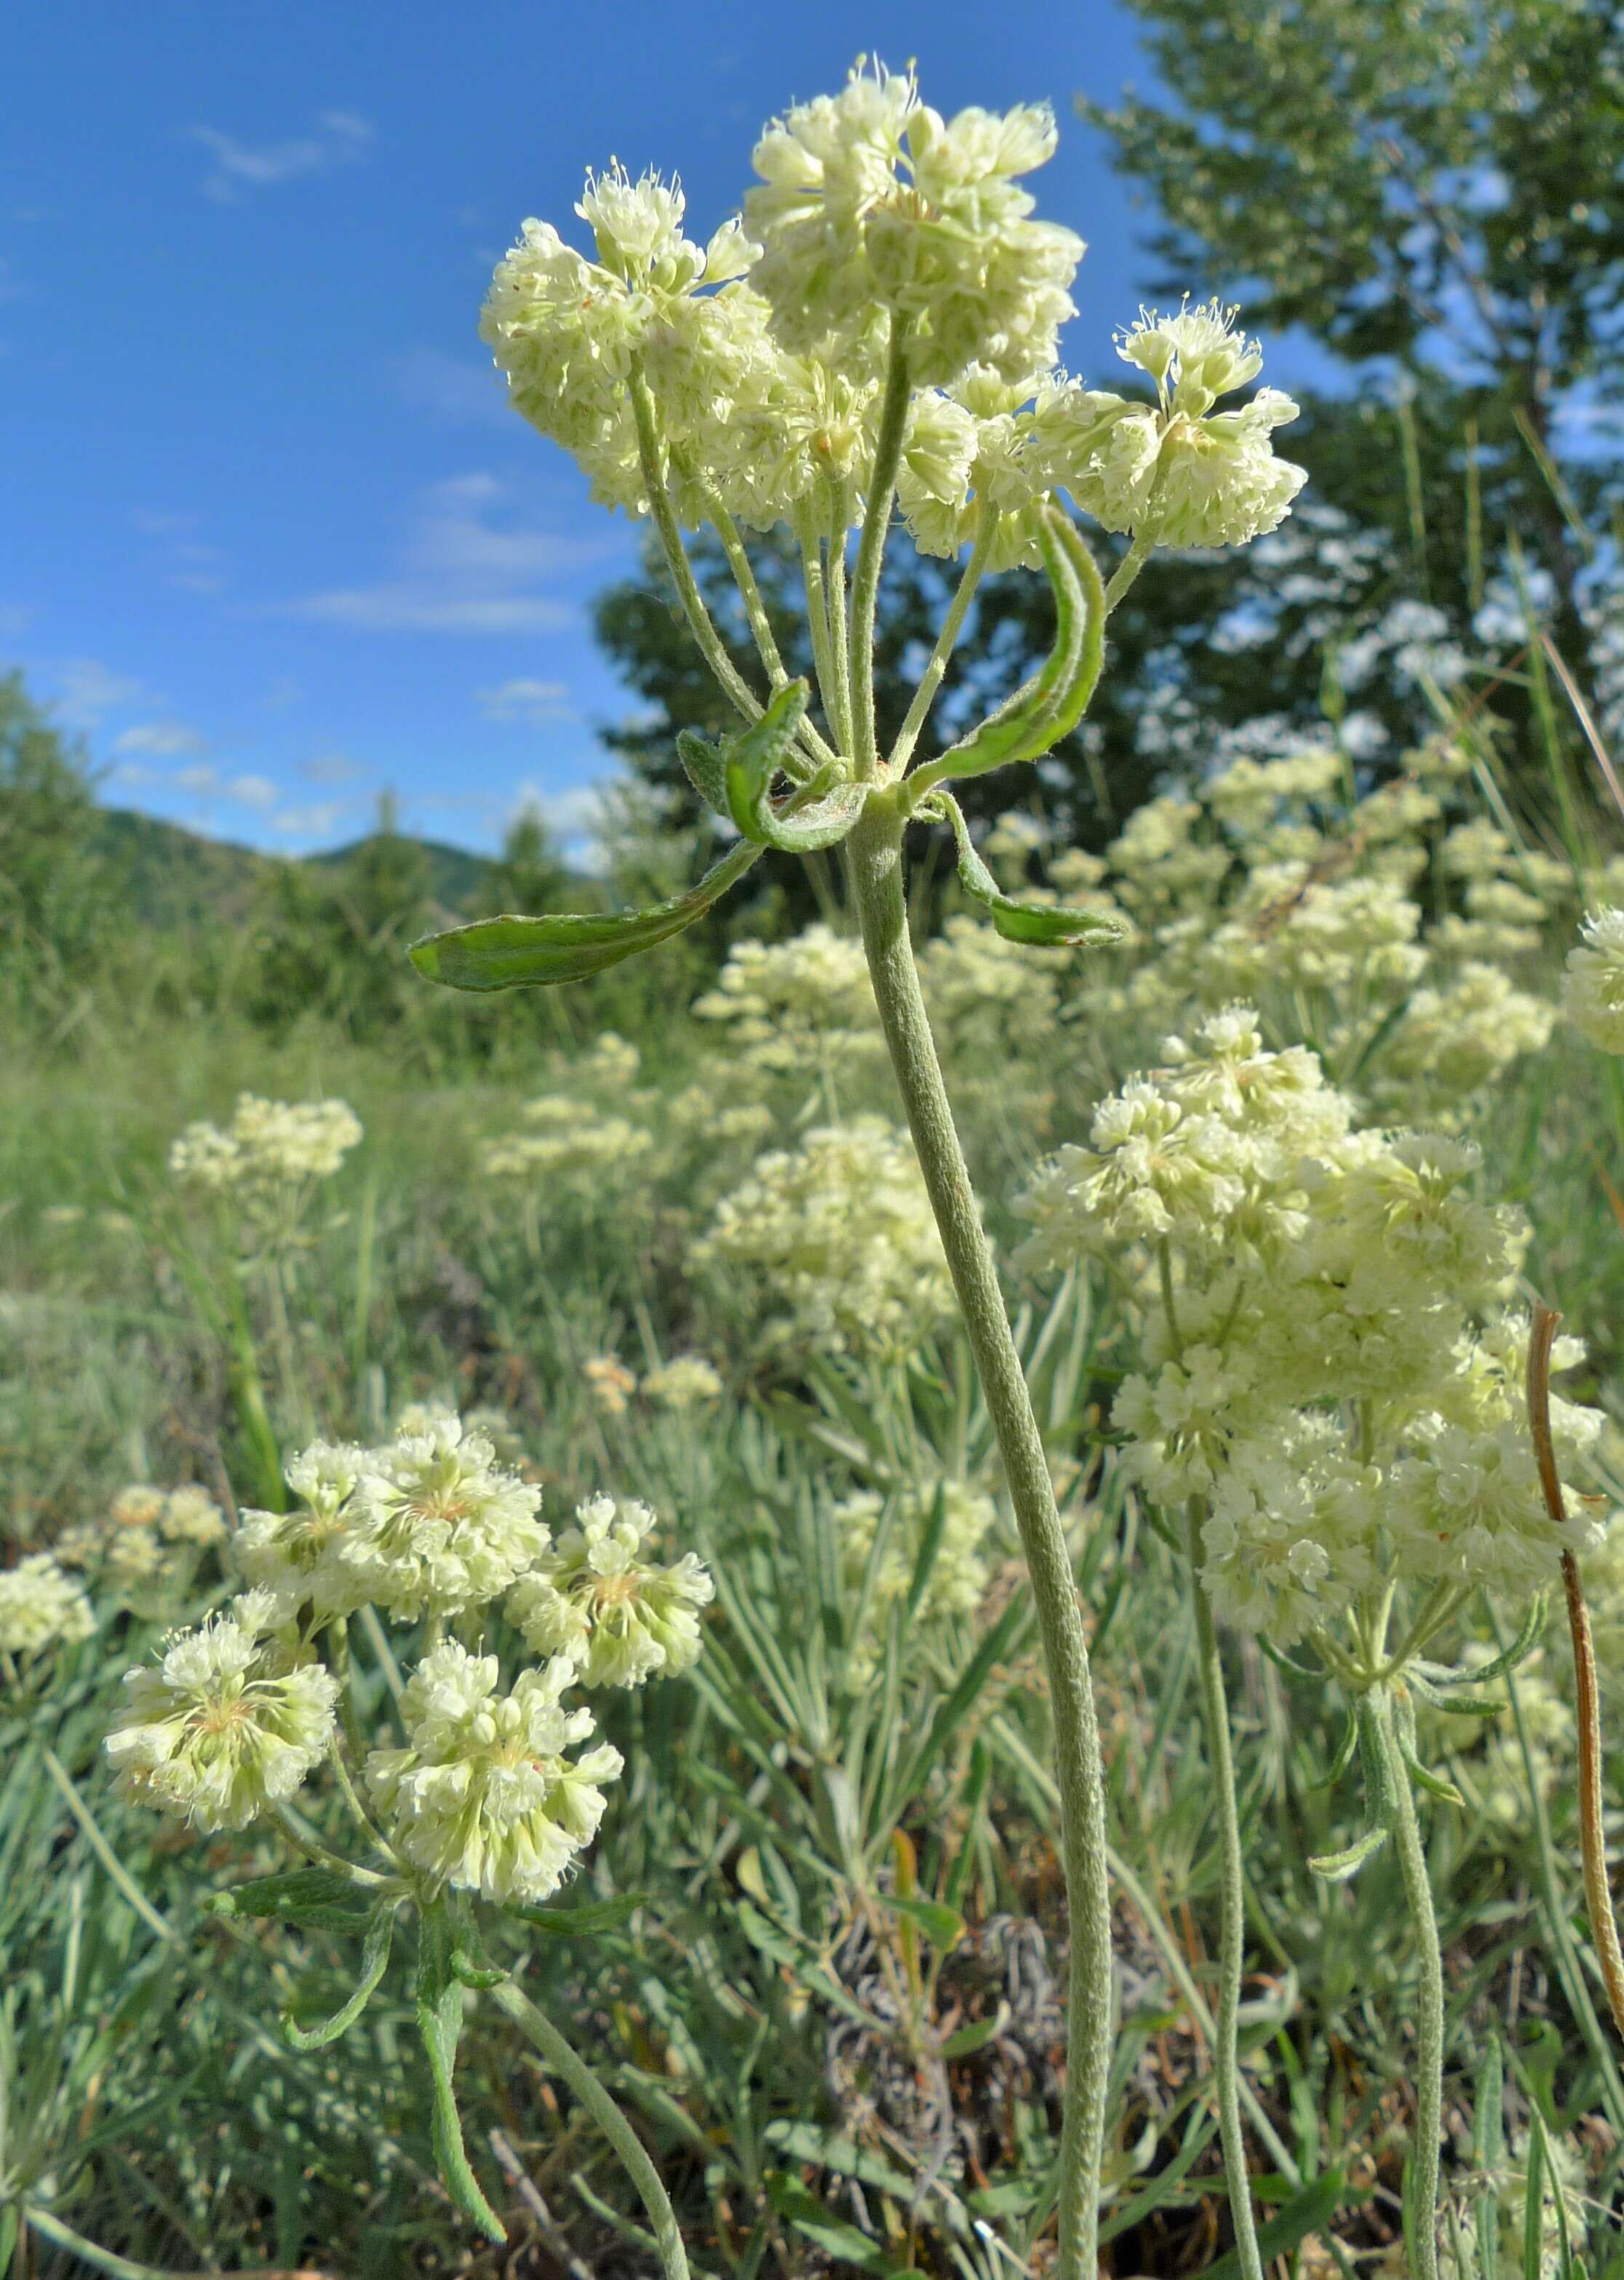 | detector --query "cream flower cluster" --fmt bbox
[1018,1007,1604,1643]
[479,1097,654,1184]
[693,924,881,1076]
[835,1477,996,1667]
[1562,906,1624,1053]
[106,1591,338,1832]
[0,1552,95,1658]
[694,1117,955,1358]
[482,68,1303,562]
[365,1642,622,1905]
[507,1495,715,1689]
[170,1095,362,1195]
